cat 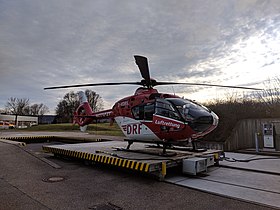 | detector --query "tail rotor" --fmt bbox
[73,91,94,131]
